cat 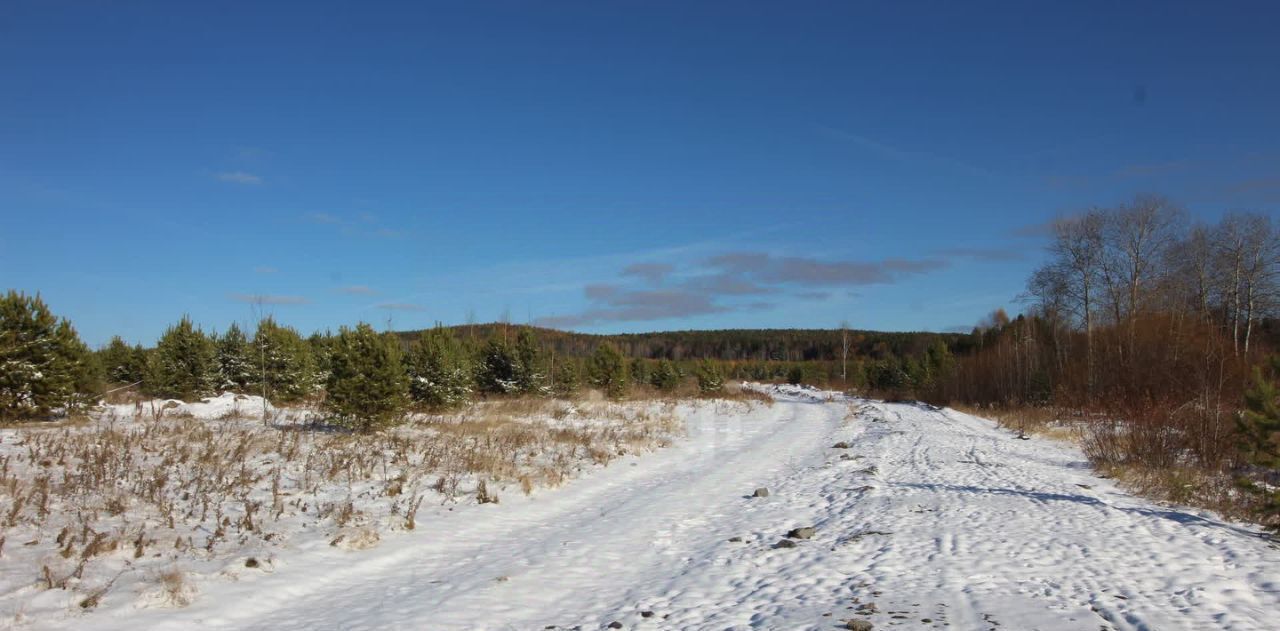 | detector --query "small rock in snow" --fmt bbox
[607,622,623,629]
[833,441,851,449]
[845,620,873,631]
[640,611,654,618]
[786,527,816,539]
[728,536,743,542]
[753,487,770,497]
[773,539,797,549]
